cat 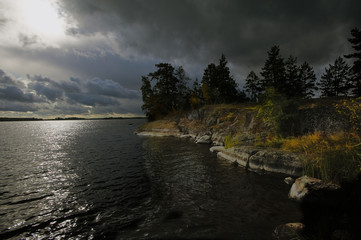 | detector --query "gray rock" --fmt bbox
[195,135,212,144]
[273,222,305,240]
[289,175,340,201]
[248,150,303,176]
[289,176,322,200]
[284,177,294,185]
